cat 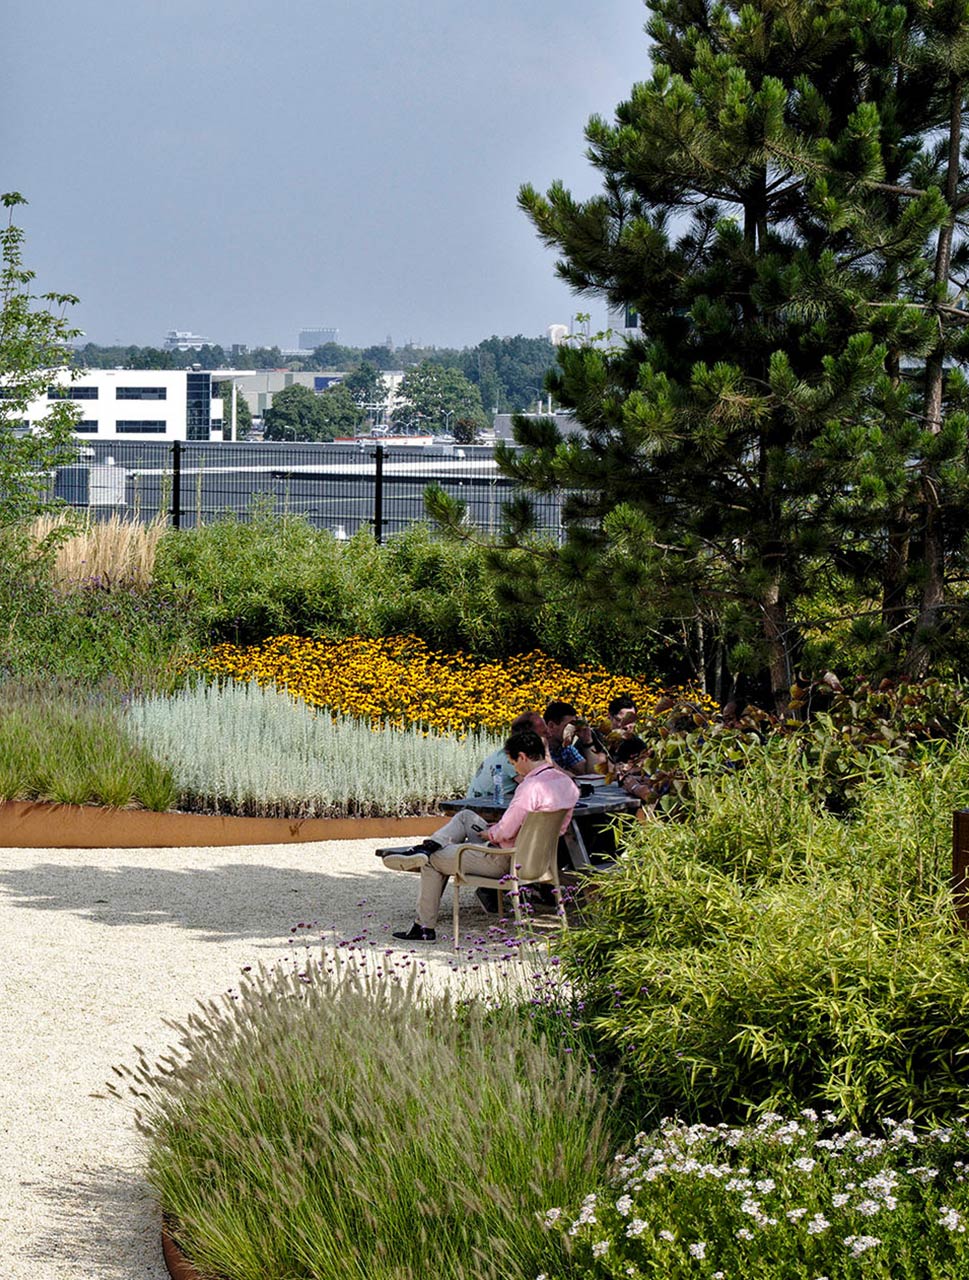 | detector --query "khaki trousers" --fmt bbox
[416,809,512,928]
